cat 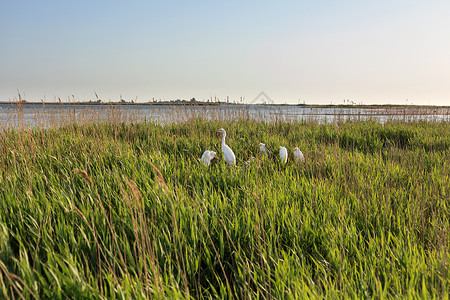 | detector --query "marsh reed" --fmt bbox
[0,102,449,298]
